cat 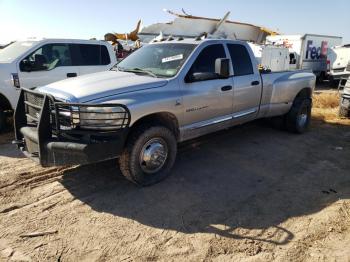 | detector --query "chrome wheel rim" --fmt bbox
[298,107,308,127]
[139,138,168,174]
